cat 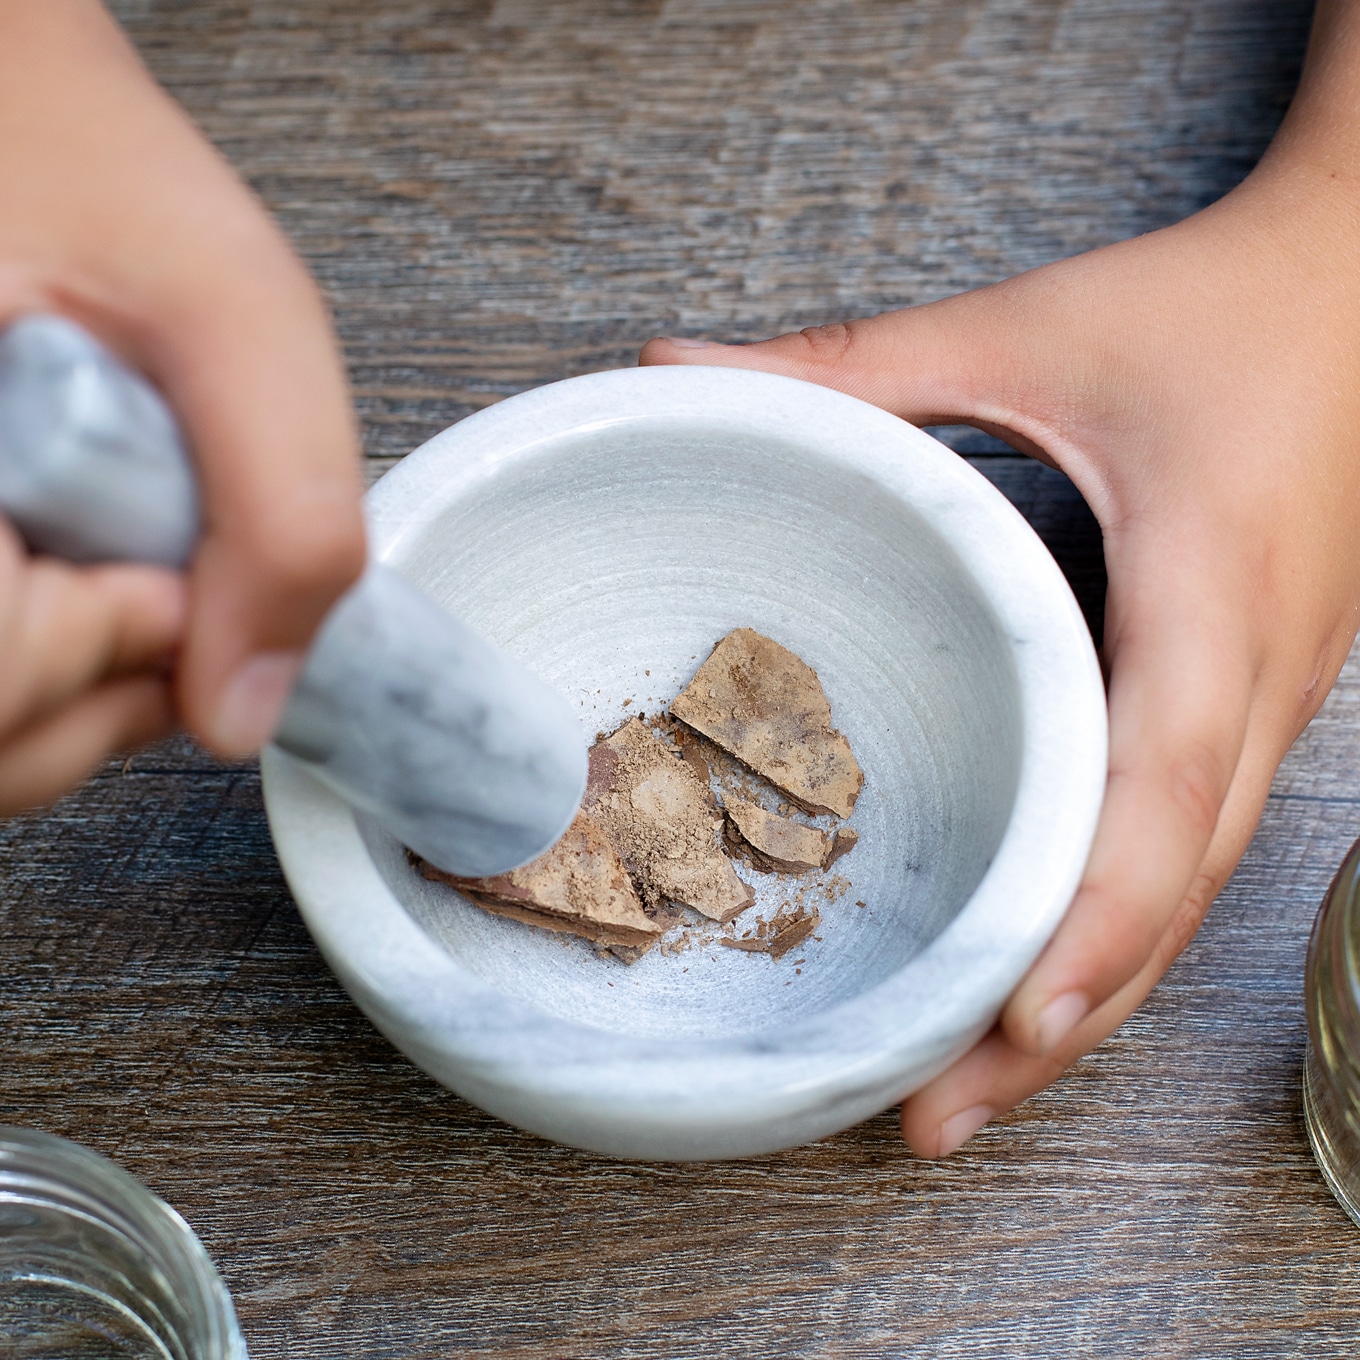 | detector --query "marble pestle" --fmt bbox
[0,314,586,877]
